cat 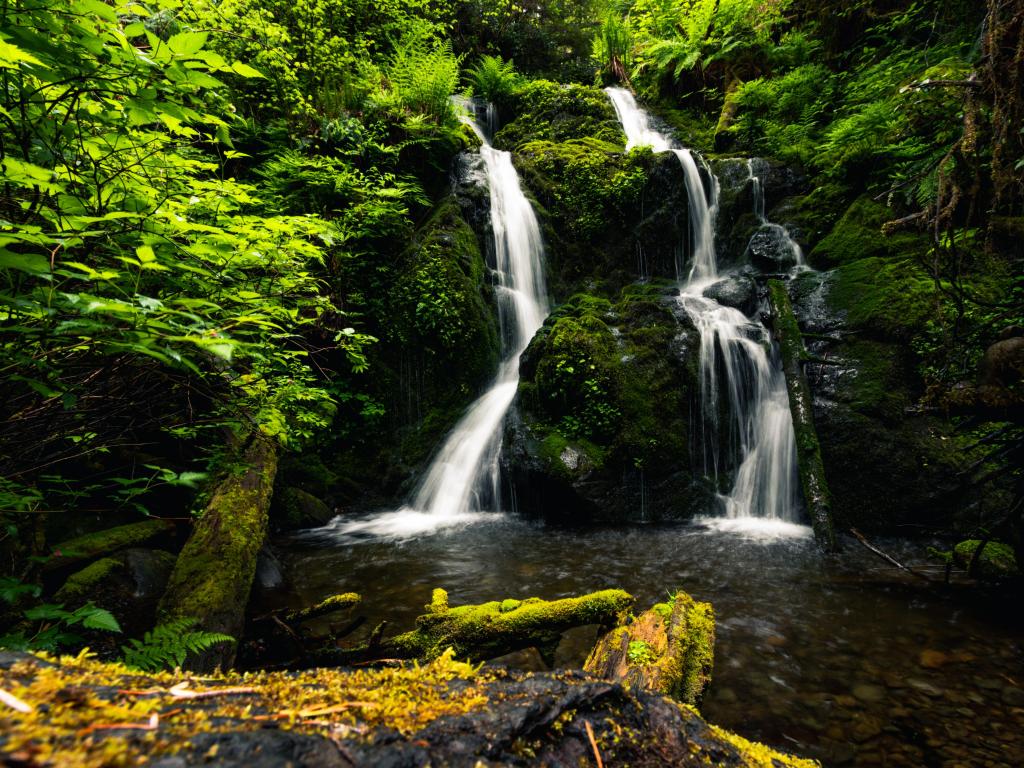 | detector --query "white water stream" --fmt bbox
[606,87,803,527]
[325,101,549,539]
